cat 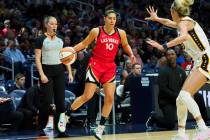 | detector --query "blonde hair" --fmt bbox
[171,0,194,16]
[42,16,57,34]
[43,16,55,27]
